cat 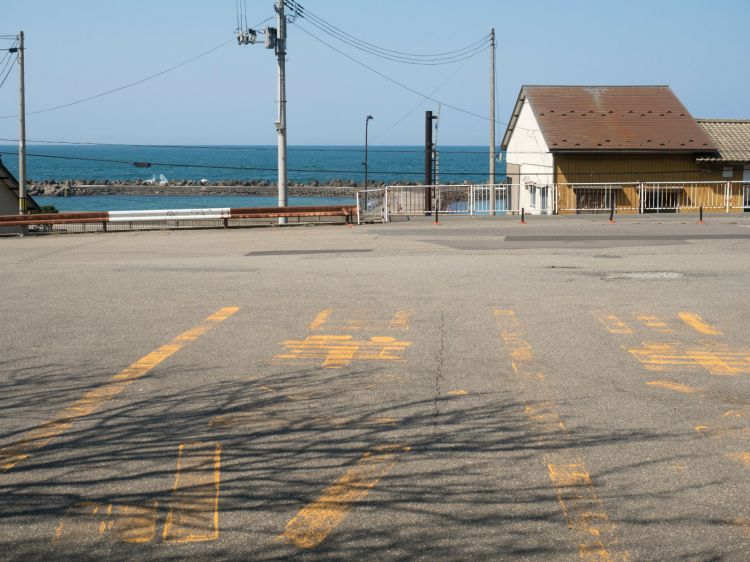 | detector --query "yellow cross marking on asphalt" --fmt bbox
[598,314,632,335]
[274,335,412,368]
[679,312,722,336]
[628,342,750,376]
[646,380,701,394]
[637,314,674,334]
